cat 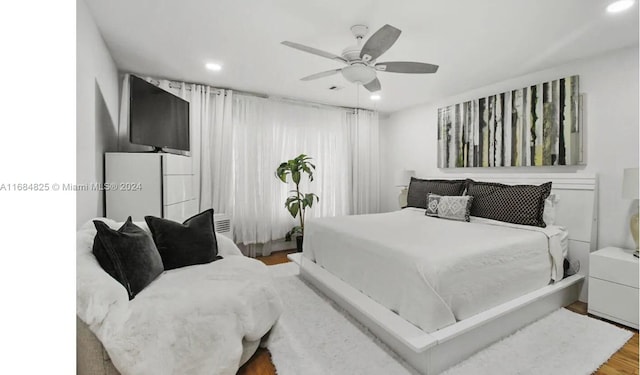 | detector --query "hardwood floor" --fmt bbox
[566,301,639,375]
[239,251,639,375]
[237,348,276,375]
[255,249,298,265]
